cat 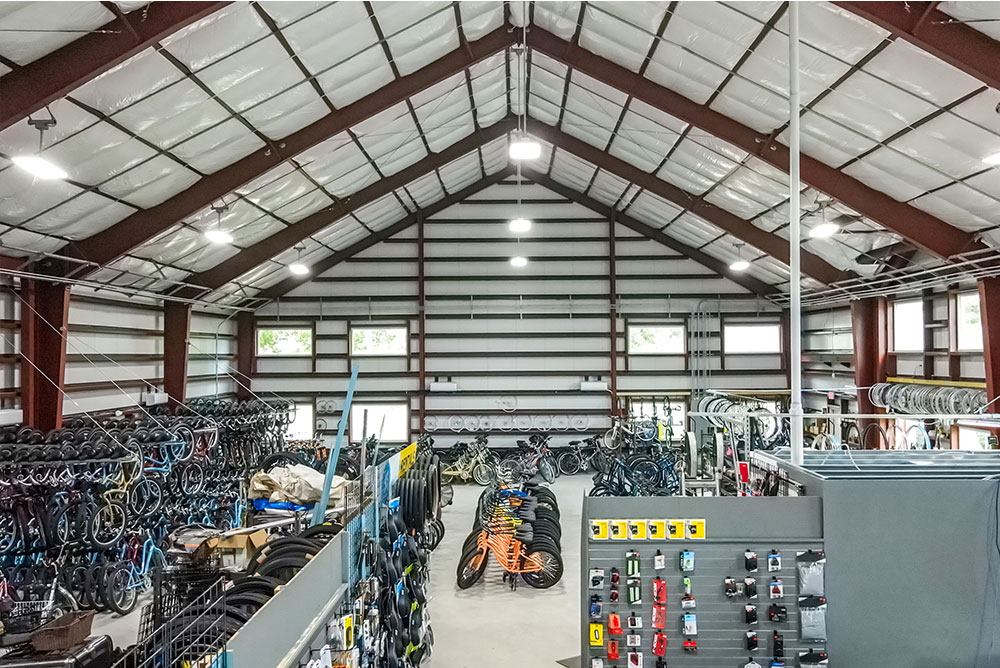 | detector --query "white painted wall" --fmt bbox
[253,181,786,447]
